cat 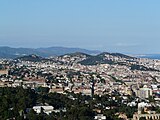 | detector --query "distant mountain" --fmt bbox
[0,46,100,58]
[36,47,100,57]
